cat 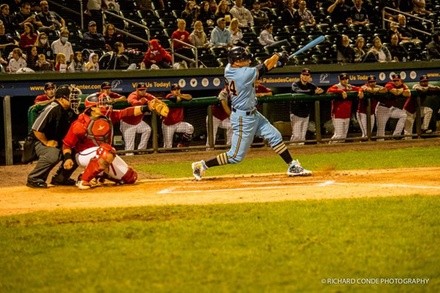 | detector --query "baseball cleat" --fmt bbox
[287,160,312,177]
[192,161,206,181]
[77,180,91,190]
